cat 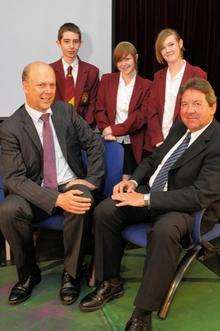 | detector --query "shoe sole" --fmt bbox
[60,295,79,305]
[8,277,41,305]
[79,290,124,312]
